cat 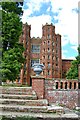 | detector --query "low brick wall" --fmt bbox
[31,77,79,109]
[45,80,79,109]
